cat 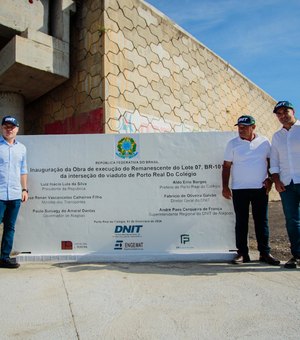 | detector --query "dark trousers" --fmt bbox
[0,200,21,259]
[280,181,300,258]
[232,188,270,256]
